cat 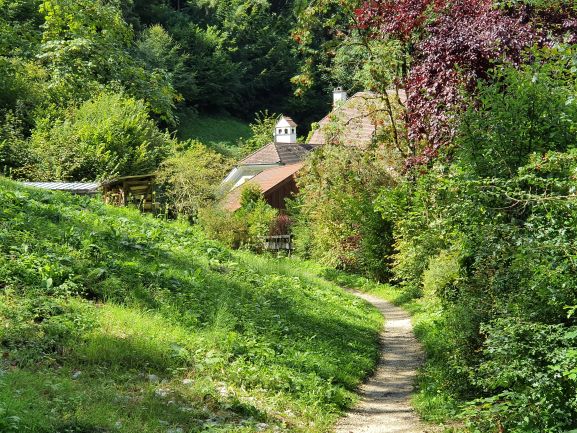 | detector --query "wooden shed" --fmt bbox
[101,174,160,213]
